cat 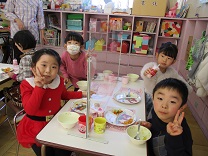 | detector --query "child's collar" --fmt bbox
[25,75,60,89]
